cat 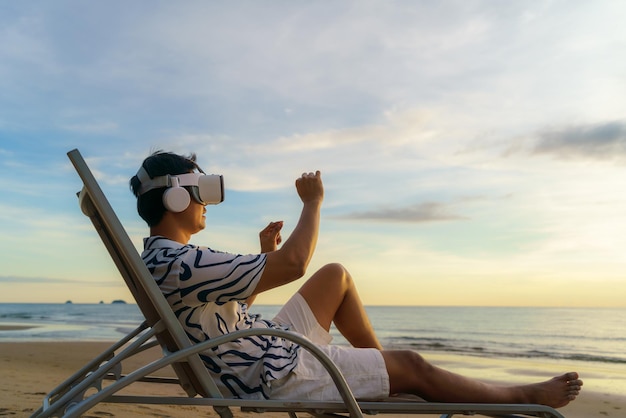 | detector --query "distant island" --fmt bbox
[60,300,127,304]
